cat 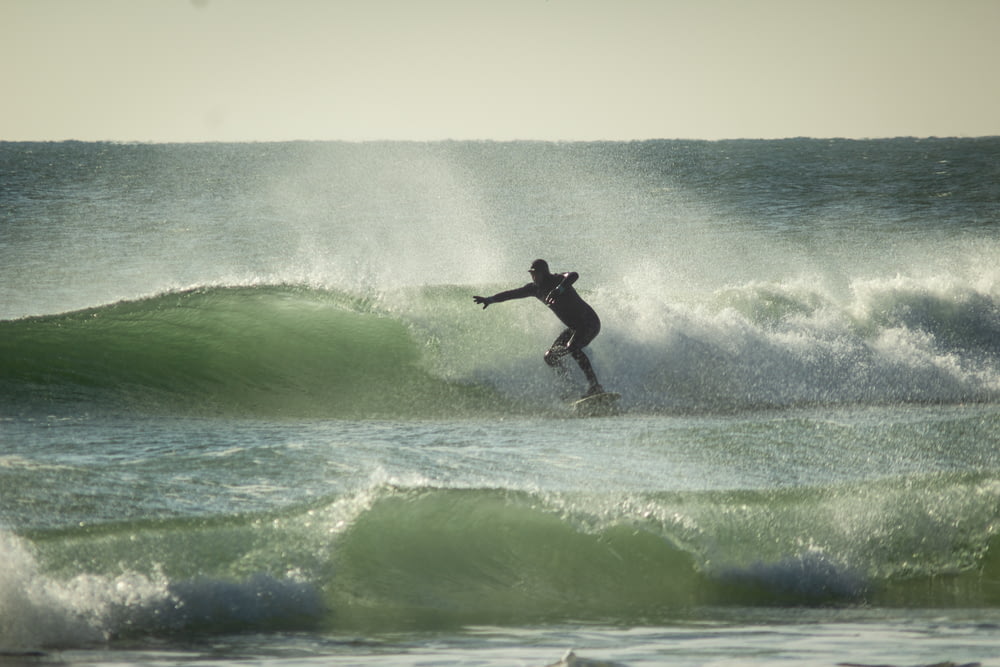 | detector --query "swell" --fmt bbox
[5,474,1000,647]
